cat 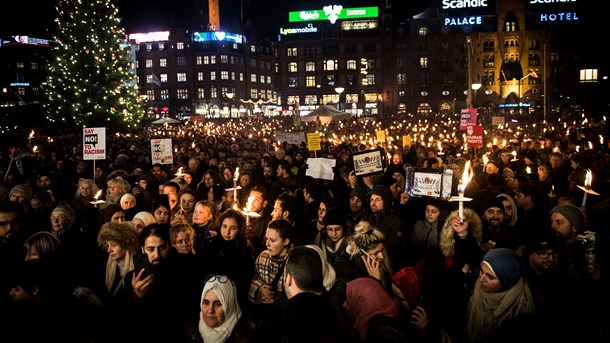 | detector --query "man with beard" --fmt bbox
[479,197,522,252]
